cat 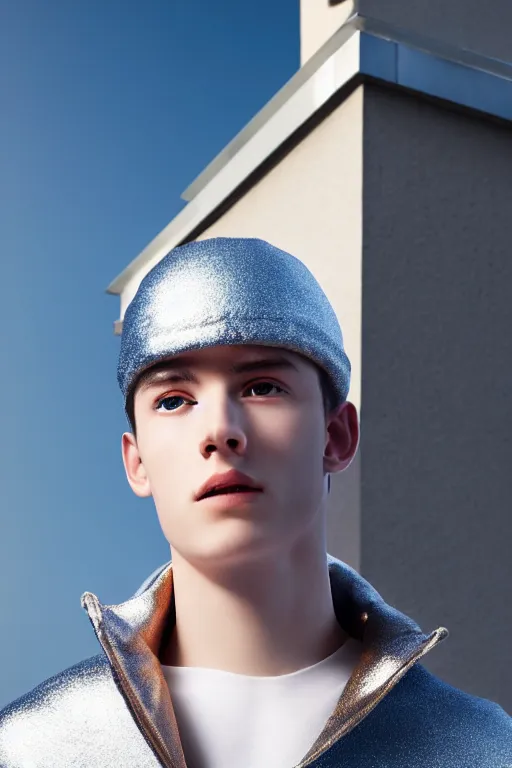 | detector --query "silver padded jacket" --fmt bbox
[1,553,510,767]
